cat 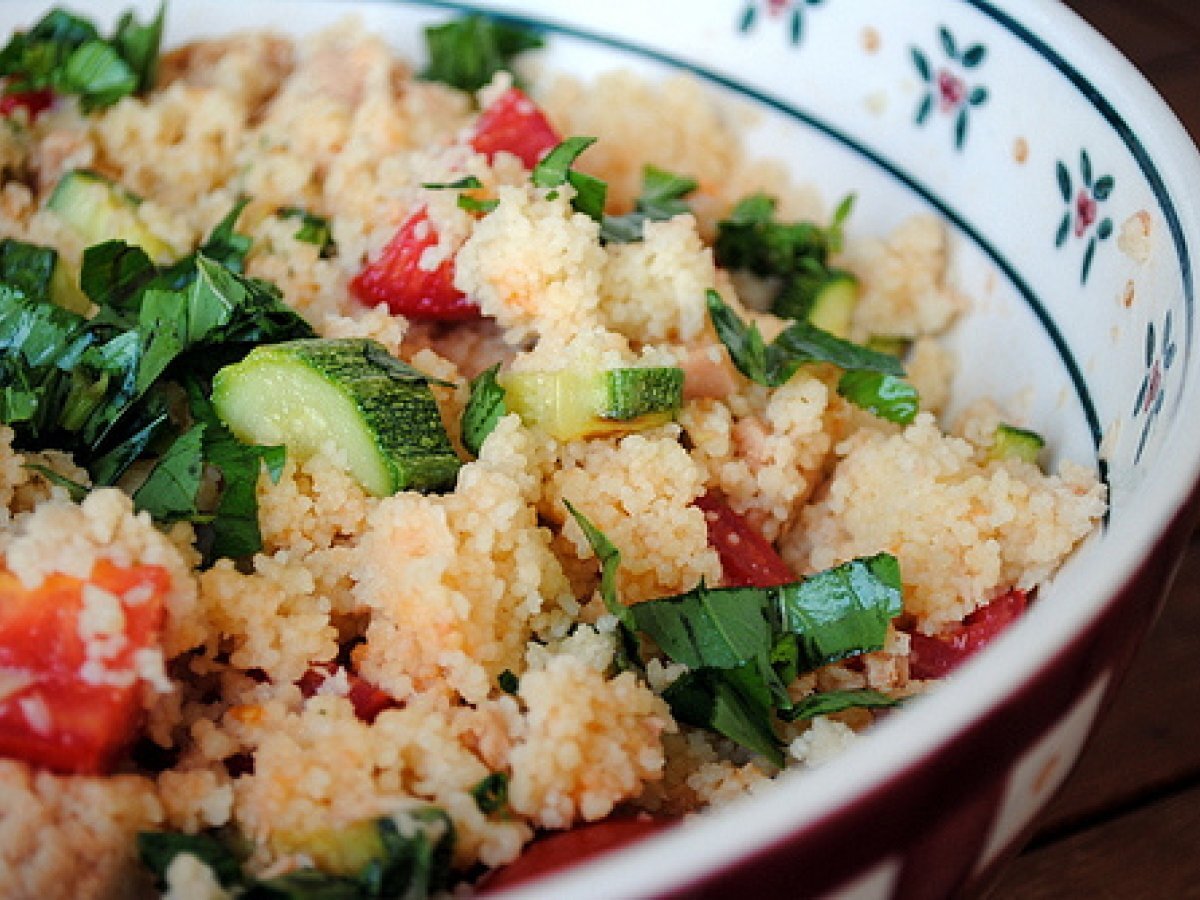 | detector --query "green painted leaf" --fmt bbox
[960,44,986,68]
[790,8,804,45]
[953,107,969,150]
[1081,236,1097,284]
[1080,148,1093,187]
[1098,217,1113,240]
[1055,212,1071,249]
[739,5,757,33]
[1056,161,1072,203]
[939,25,957,59]
[968,85,988,106]
[912,47,932,83]
[915,92,933,126]
[1093,175,1114,201]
